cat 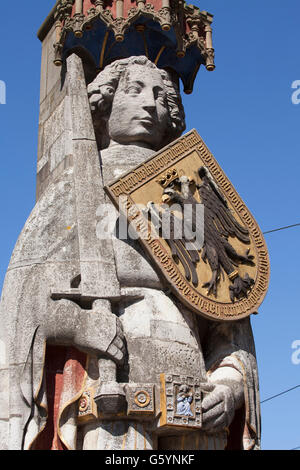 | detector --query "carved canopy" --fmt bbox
[38,0,215,93]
